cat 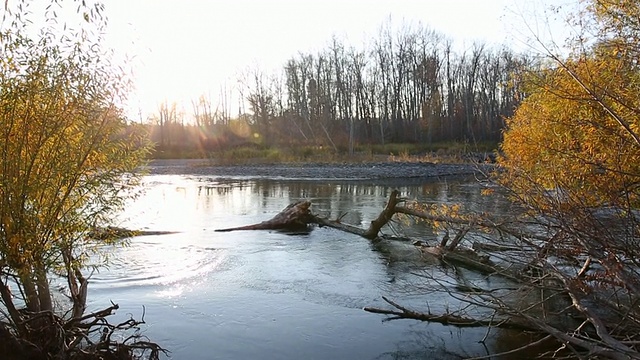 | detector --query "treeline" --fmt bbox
[148,23,535,154]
